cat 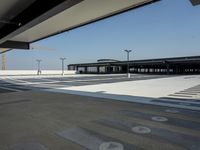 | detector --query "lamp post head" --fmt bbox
[124,49,132,53]
[60,58,66,60]
[123,49,132,78]
[36,59,42,62]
